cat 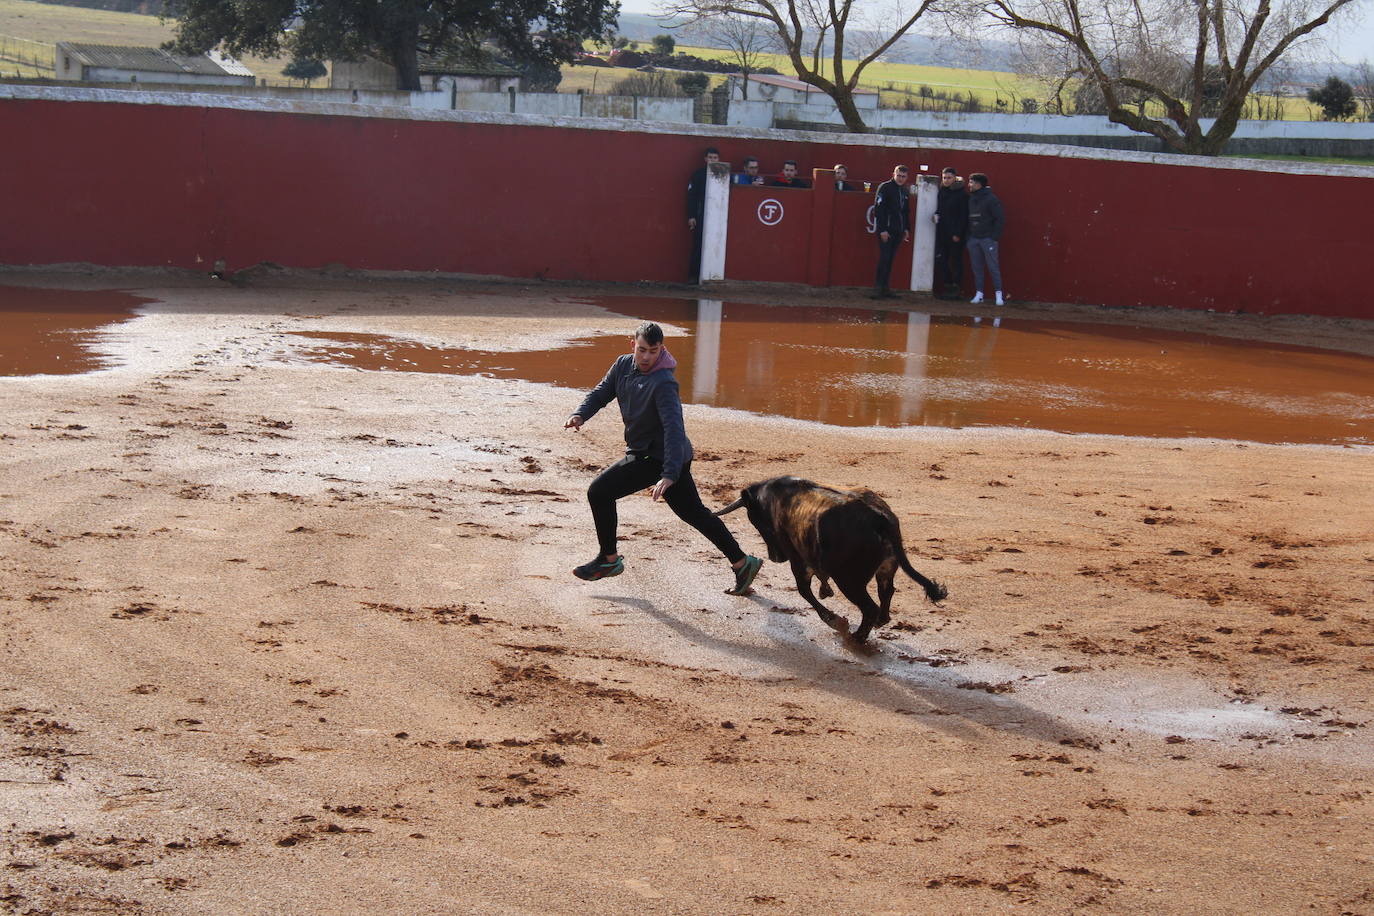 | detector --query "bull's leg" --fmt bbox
[791,559,847,634]
[834,577,885,643]
[875,563,897,628]
[806,565,834,598]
